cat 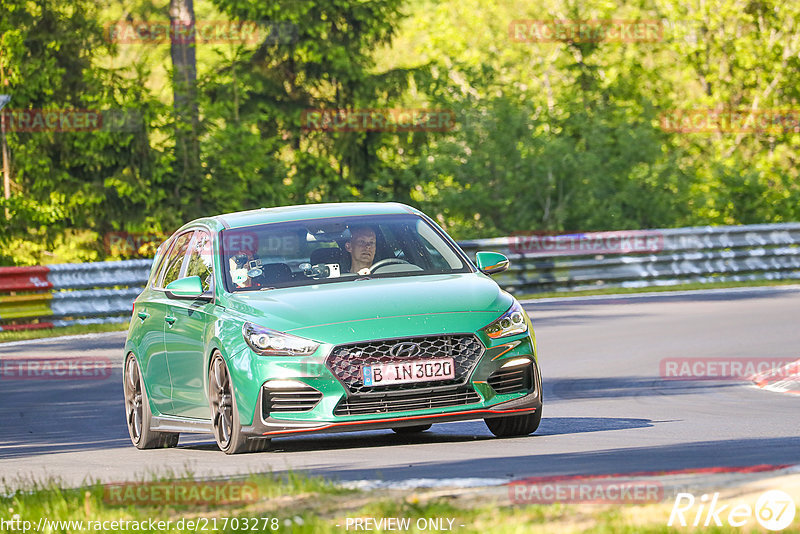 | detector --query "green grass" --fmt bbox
[516,278,800,301]
[2,474,795,534]
[0,322,127,344]
[0,472,349,534]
